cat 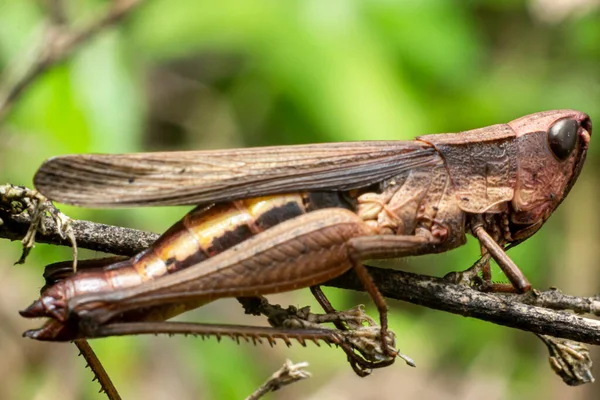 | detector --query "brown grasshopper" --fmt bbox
[21,109,591,378]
